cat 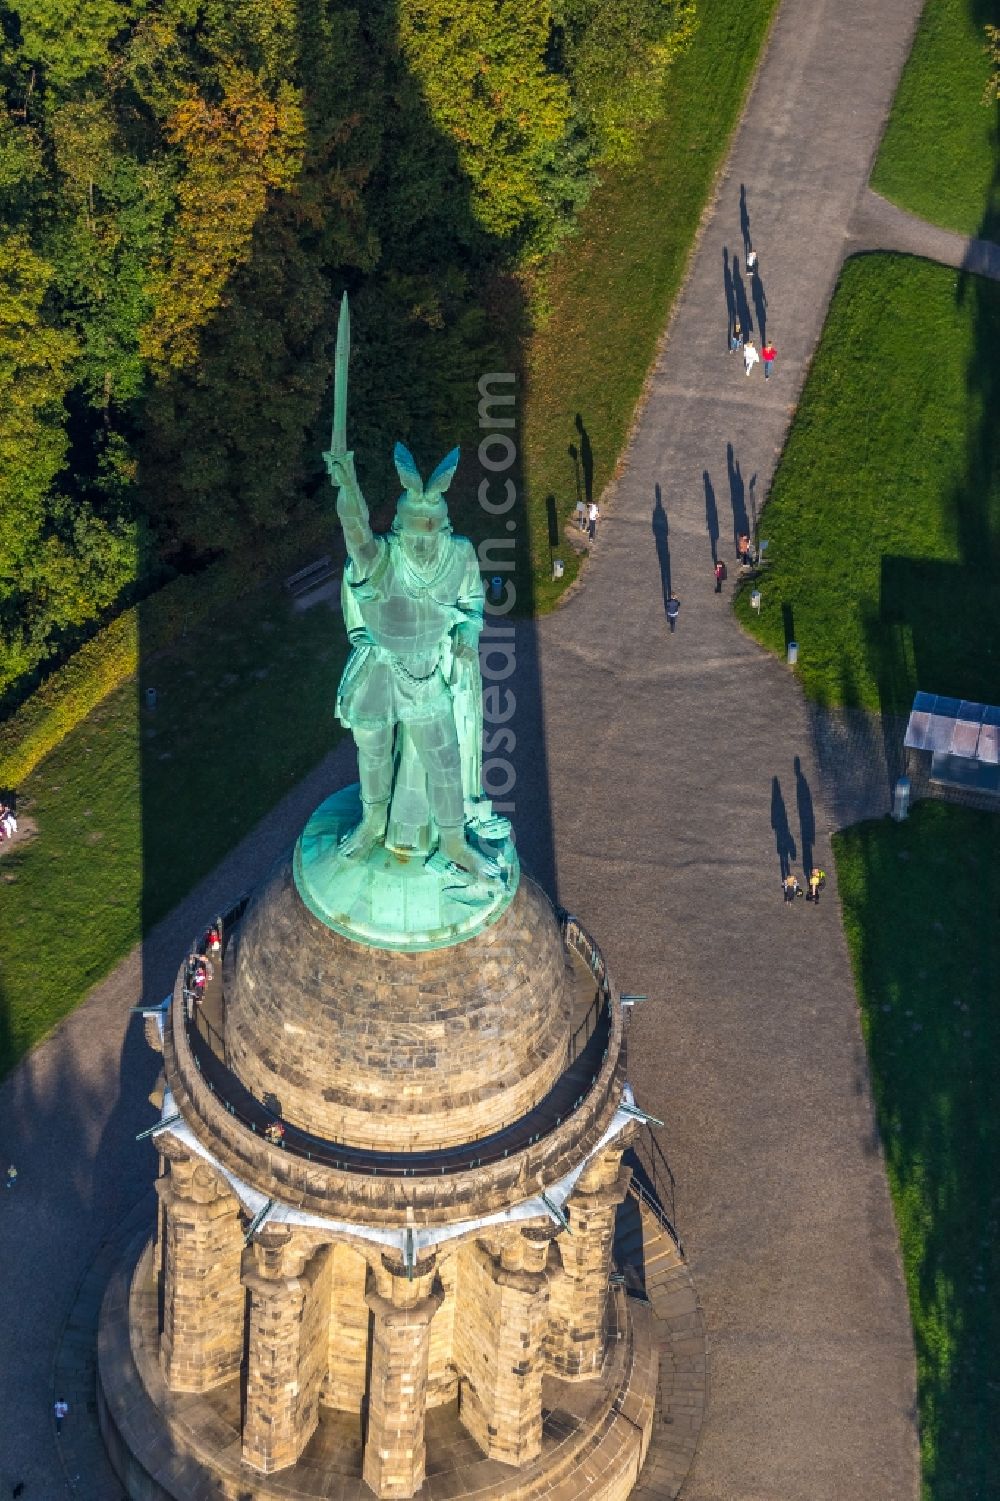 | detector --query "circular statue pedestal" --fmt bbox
[293,784,518,951]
